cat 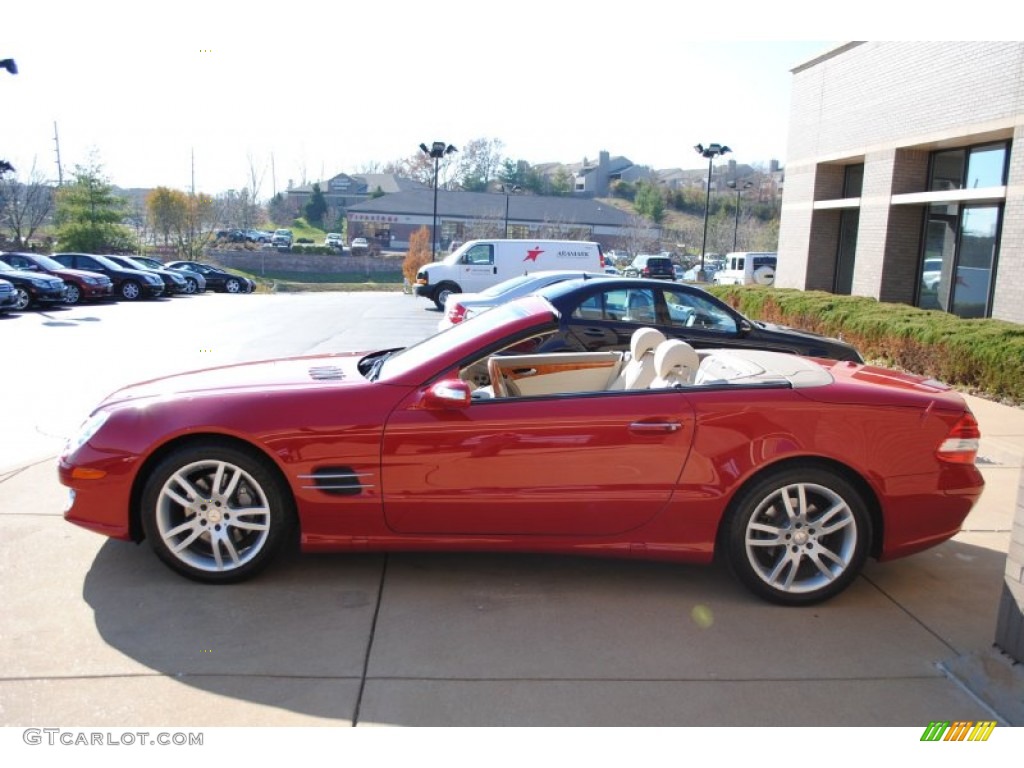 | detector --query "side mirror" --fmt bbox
[738,319,753,335]
[421,380,472,410]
